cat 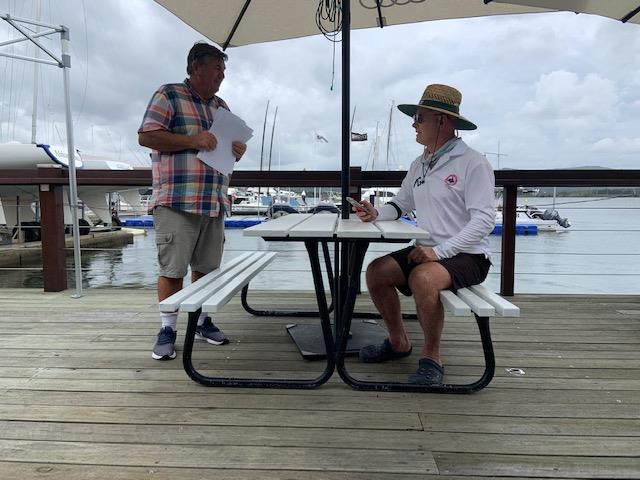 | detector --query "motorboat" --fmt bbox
[495,204,571,232]
[361,187,399,208]
[230,187,304,216]
[307,191,340,215]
